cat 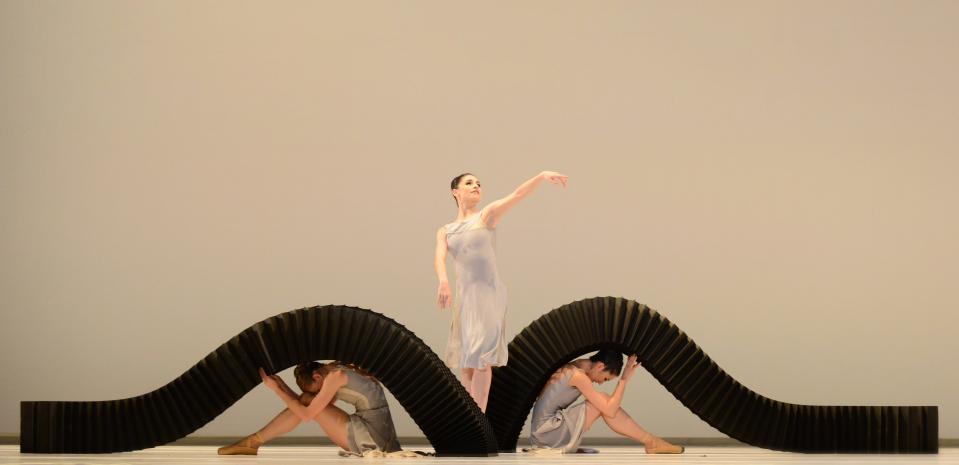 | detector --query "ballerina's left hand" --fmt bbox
[541,171,569,187]
[621,355,640,381]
